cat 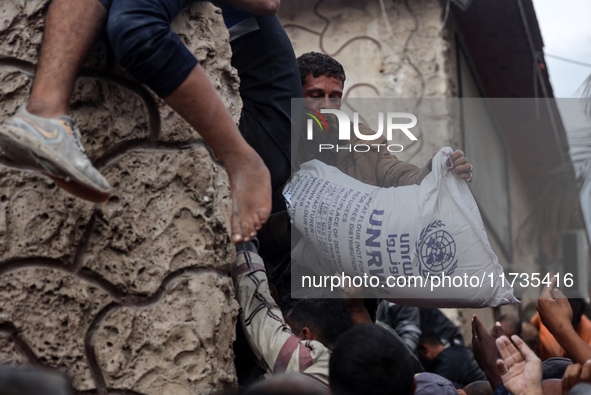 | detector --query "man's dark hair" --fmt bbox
[419,328,443,347]
[569,298,587,328]
[284,298,352,350]
[297,52,346,88]
[330,324,415,395]
[463,381,494,395]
